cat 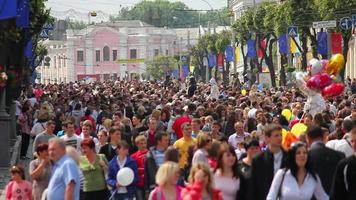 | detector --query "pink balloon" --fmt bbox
[306,73,332,90]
